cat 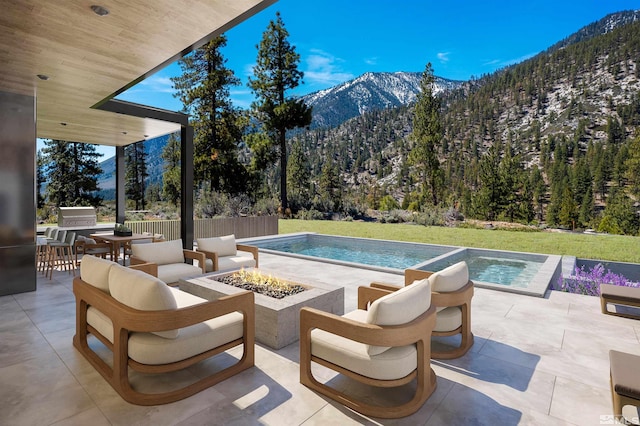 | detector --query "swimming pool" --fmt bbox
[415,247,560,296]
[246,233,562,297]
[250,233,457,272]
